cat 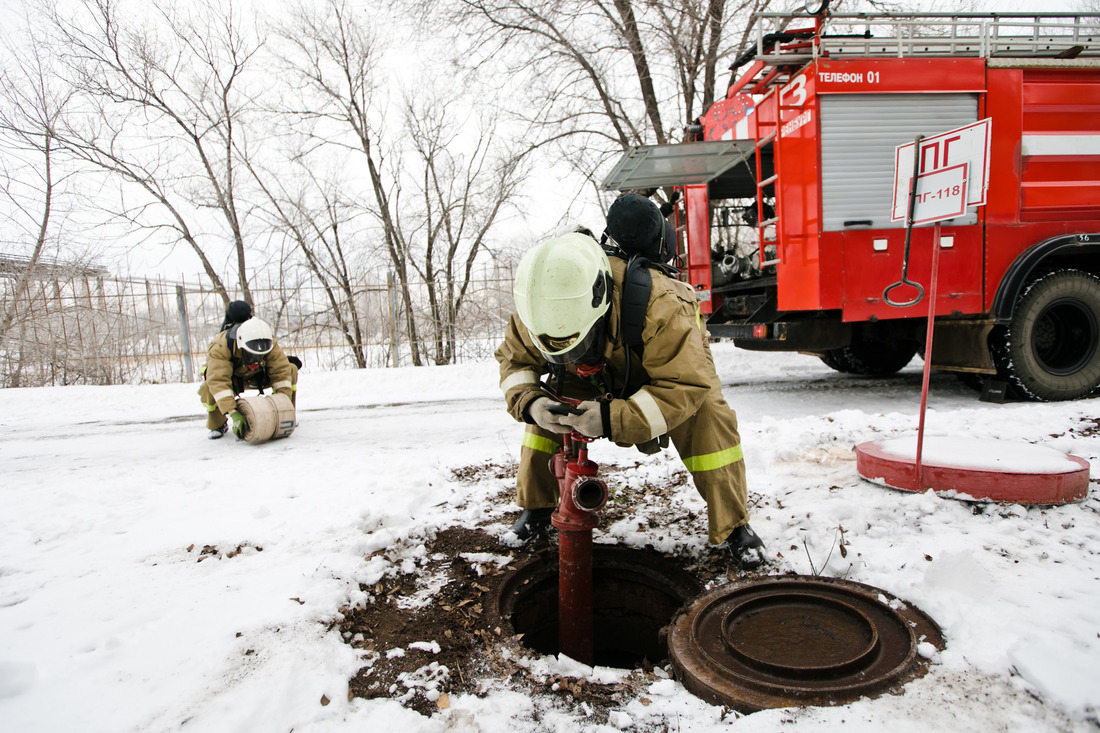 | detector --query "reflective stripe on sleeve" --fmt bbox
[213,389,235,402]
[272,380,291,391]
[682,444,744,473]
[202,402,218,413]
[501,370,538,393]
[522,431,560,455]
[630,389,668,440]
